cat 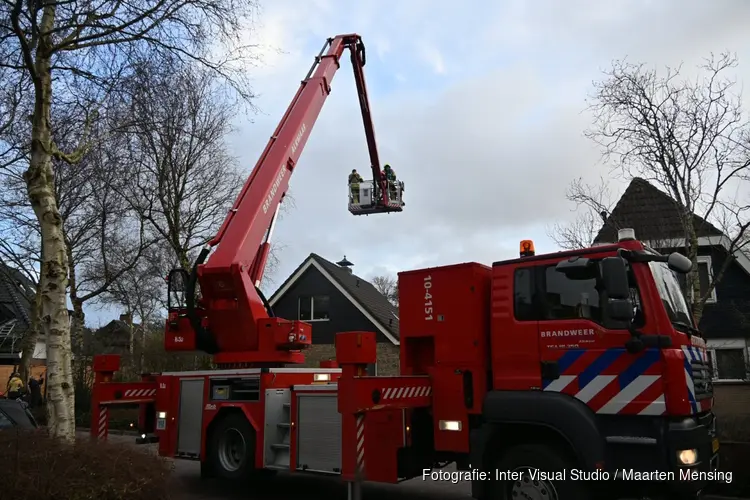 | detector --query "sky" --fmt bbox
[90,0,750,324]
[225,0,750,292]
